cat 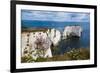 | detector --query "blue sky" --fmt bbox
[21,10,90,22]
